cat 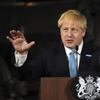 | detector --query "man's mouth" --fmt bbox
[66,40,73,43]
